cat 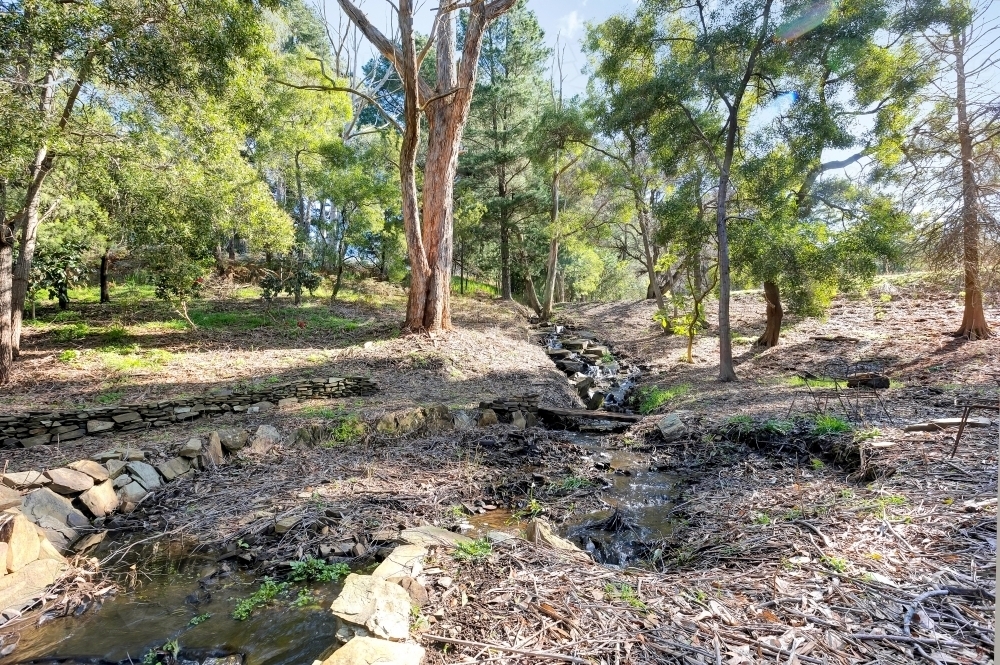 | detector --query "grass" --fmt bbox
[453,537,492,562]
[58,349,78,363]
[811,414,852,435]
[604,582,647,611]
[100,347,173,373]
[550,476,595,491]
[513,497,544,520]
[288,557,350,583]
[96,390,124,405]
[751,511,772,525]
[635,384,691,414]
[452,276,497,296]
[821,555,849,573]
[190,310,268,330]
[787,375,842,389]
[323,415,366,446]
[232,578,287,621]
[53,322,91,342]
